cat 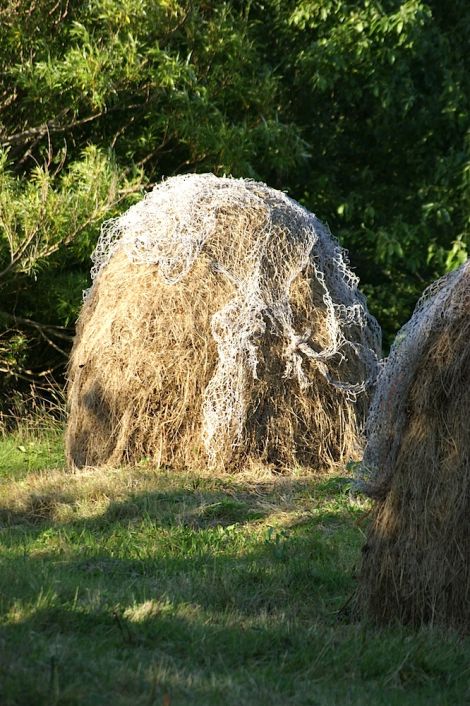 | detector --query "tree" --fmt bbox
[0,0,307,406]
[257,0,470,336]
[0,0,469,410]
